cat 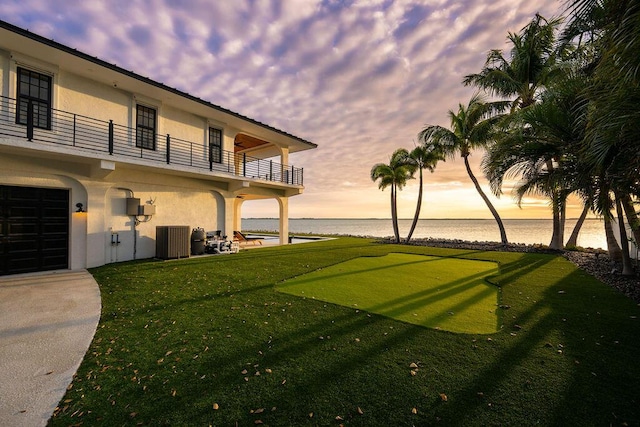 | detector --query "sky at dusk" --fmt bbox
[0,0,573,219]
